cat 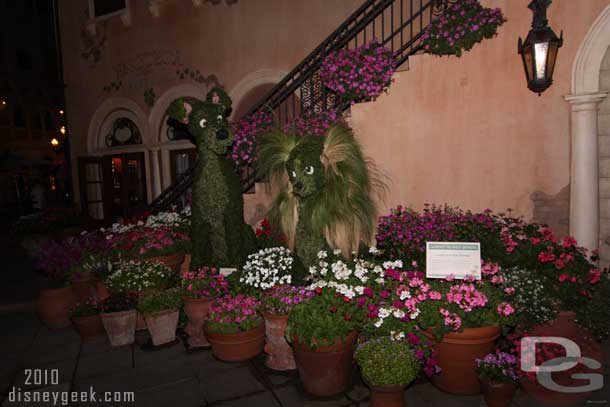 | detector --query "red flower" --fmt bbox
[329,305,338,313]
[343,313,351,321]
[315,287,323,295]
